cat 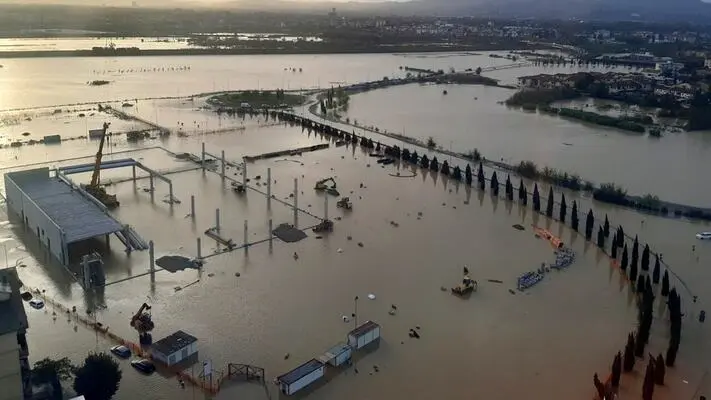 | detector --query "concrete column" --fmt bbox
[324,195,329,221]
[266,168,272,209]
[201,142,206,171]
[221,150,226,179]
[293,178,299,228]
[242,159,248,187]
[197,237,202,259]
[268,219,273,252]
[215,208,221,232]
[190,195,196,219]
[243,220,248,254]
[148,240,155,272]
